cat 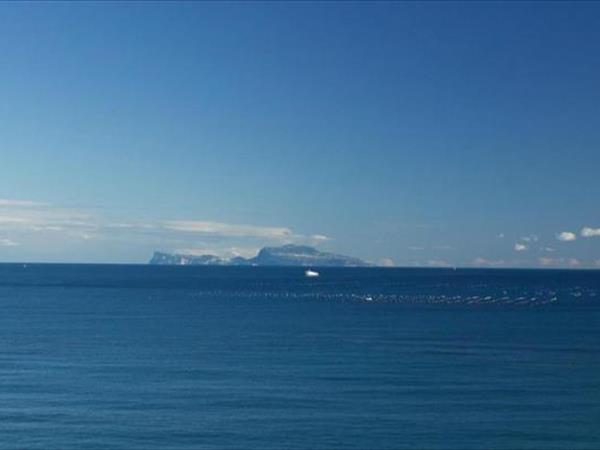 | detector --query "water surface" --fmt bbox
[0,265,598,449]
